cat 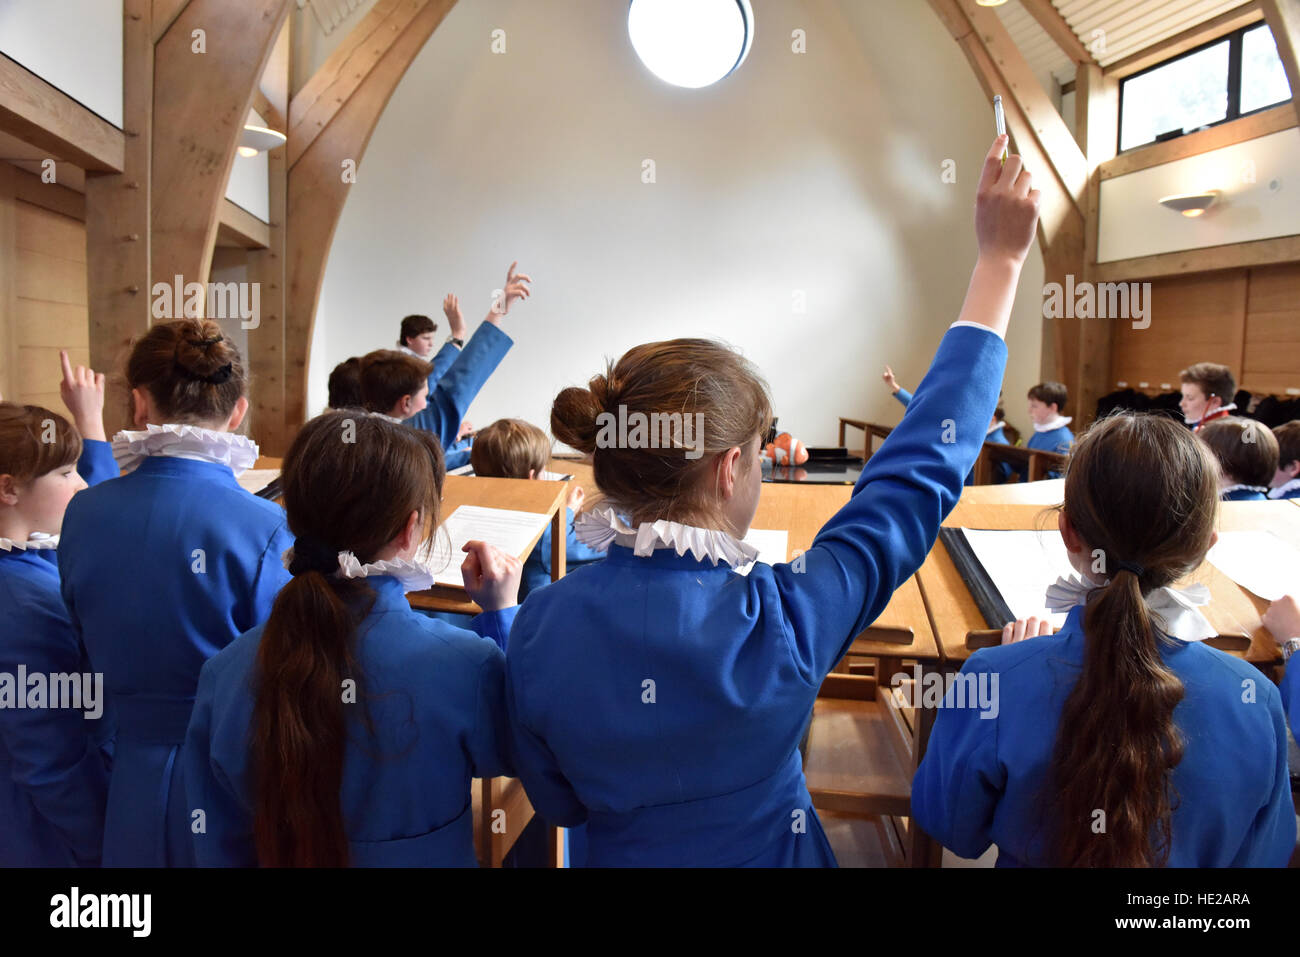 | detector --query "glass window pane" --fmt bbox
[1241,25,1292,114]
[1120,40,1229,151]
